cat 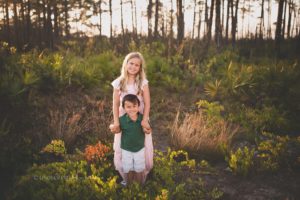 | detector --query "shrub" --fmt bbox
[255,132,291,172]
[149,149,222,199]
[228,146,255,177]
[84,142,111,164]
[12,161,118,200]
[196,99,224,121]
[228,104,288,134]
[12,149,223,200]
[226,132,300,176]
[41,139,66,156]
